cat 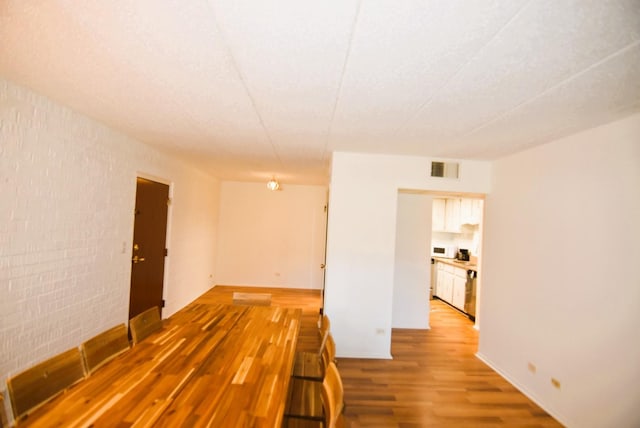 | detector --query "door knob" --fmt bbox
[320,263,326,269]
[132,255,146,264]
